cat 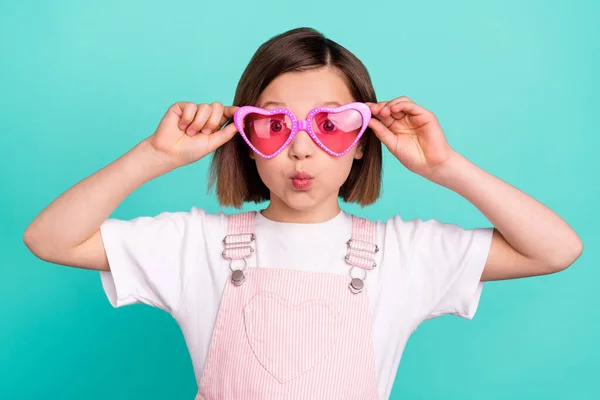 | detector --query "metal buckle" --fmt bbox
[222,245,254,258]
[222,232,255,286]
[344,254,377,269]
[223,232,255,245]
[345,238,378,270]
[222,232,255,259]
[346,238,379,254]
